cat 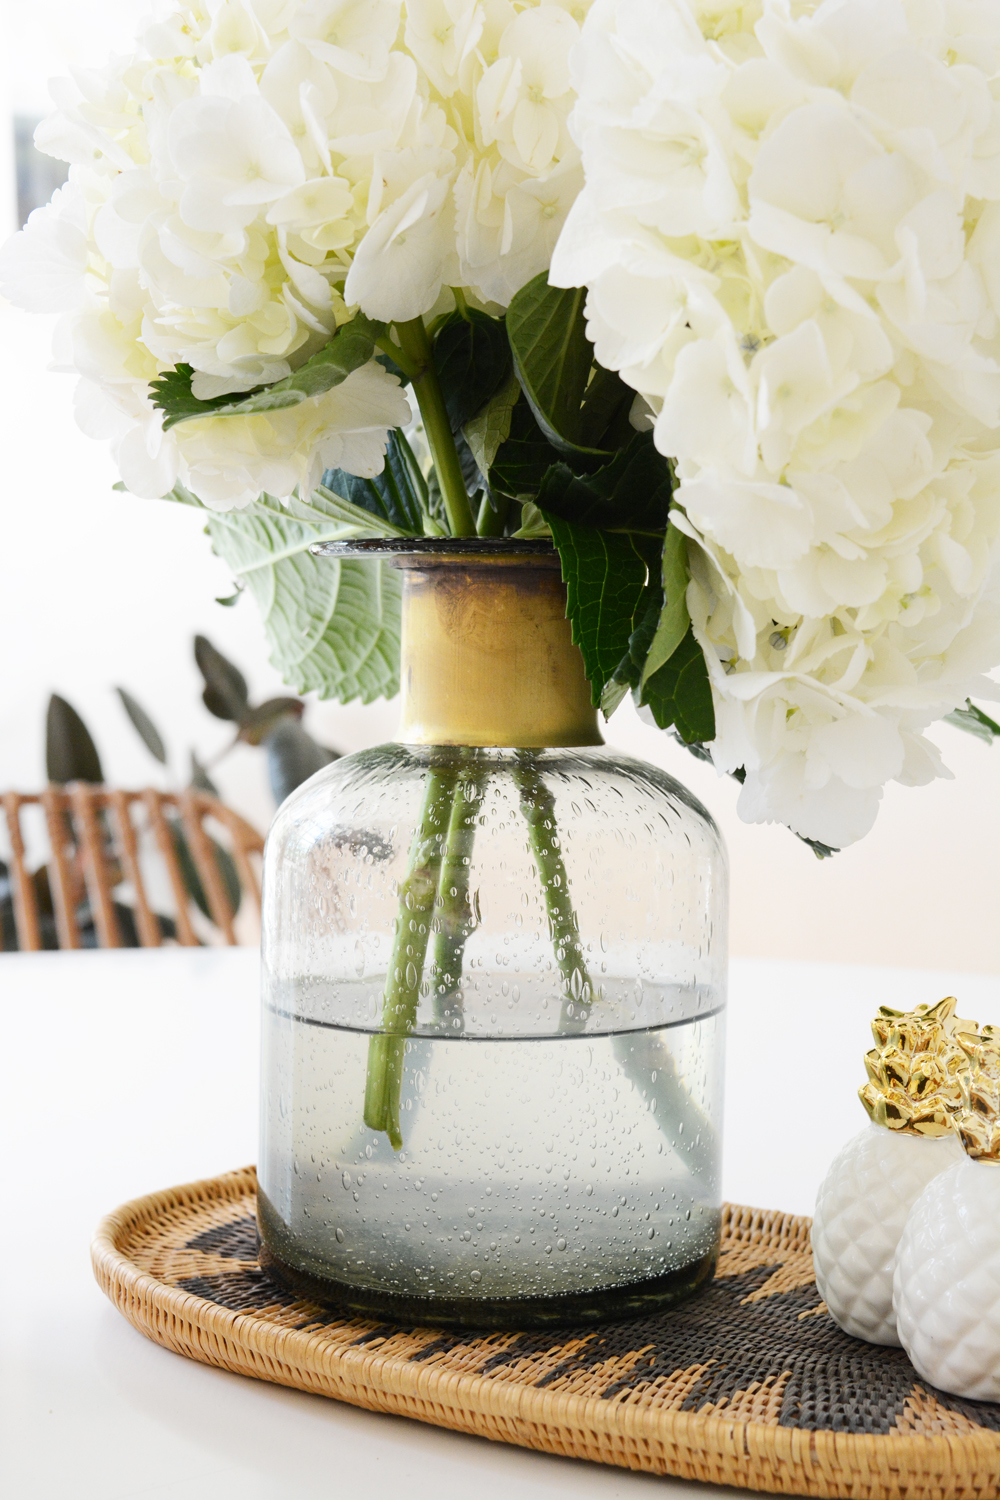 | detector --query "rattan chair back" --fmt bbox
[0,785,263,950]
